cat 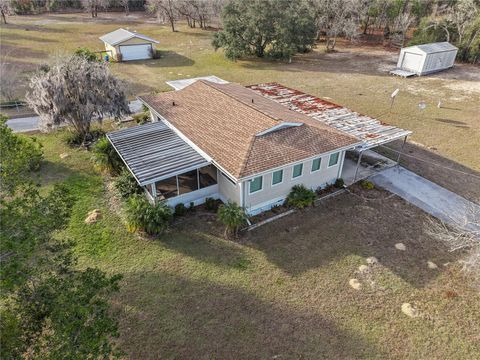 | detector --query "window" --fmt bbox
[272,169,283,185]
[198,164,218,188]
[155,176,178,200]
[177,170,198,195]
[292,163,303,178]
[311,158,321,172]
[249,176,263,193]
[328,152,340,167]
